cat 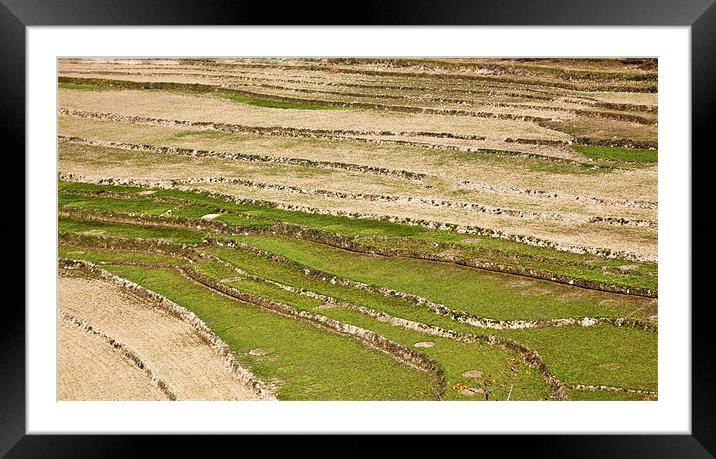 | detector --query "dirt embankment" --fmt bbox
[58,273,269,400]
[58,315,168,400]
